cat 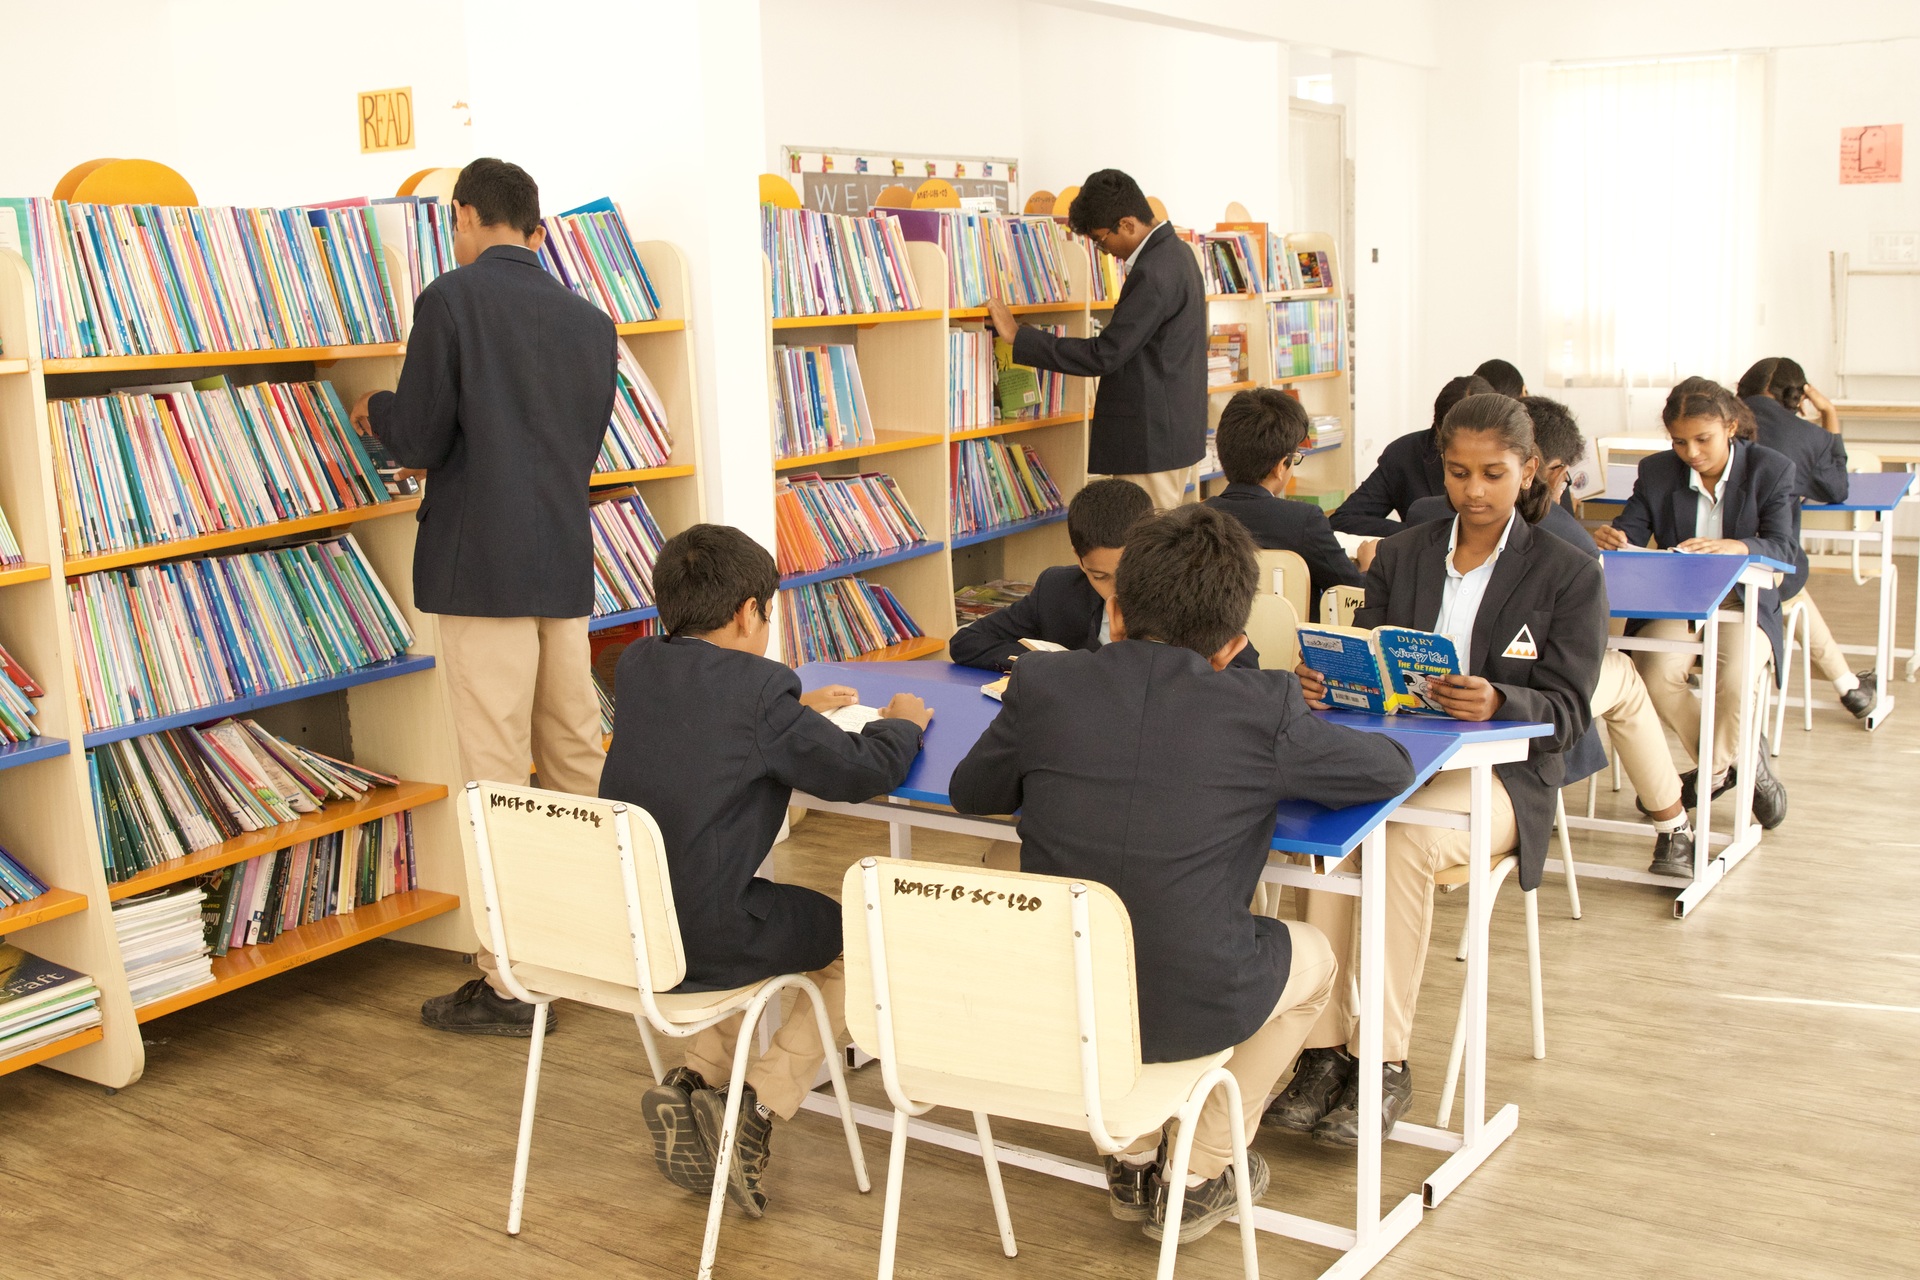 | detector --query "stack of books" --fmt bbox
[950,329,995,430]
[371,195,456,305]
[196,813,416,956]
[953,579,1033,626]
[1200,432,1222,481]
[4,197,402,359]
[938,212,1074,308]
[67,533,413,734]
[0,843,50,908]
[1284,249,1335,292]
[538,198,661,323]
[0,500,21,565]
[0,945,101,1059]
[48,378,394,560]
[951,438,1065,537]
[772,343,875,459]
[1270,298,1345,377]
[87,716,400,882]
[1307,414,1346,449]
[113,889,214,1008]
[761,206,922,318]
[1209,324,1249,387]
[779,576,925,665]
[774,472,928,578]
[0,641,41,745]
[1199,231,1261,295]
[598,344,673,474]
[588,490,668,619]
